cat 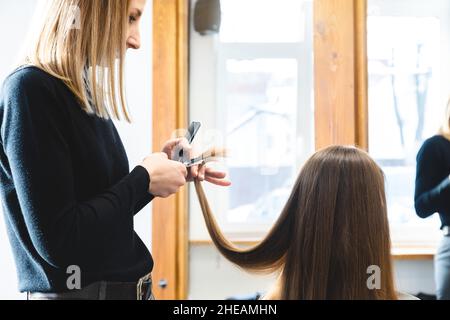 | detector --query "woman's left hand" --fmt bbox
[161,138,231,187]
[189,164,231,186]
